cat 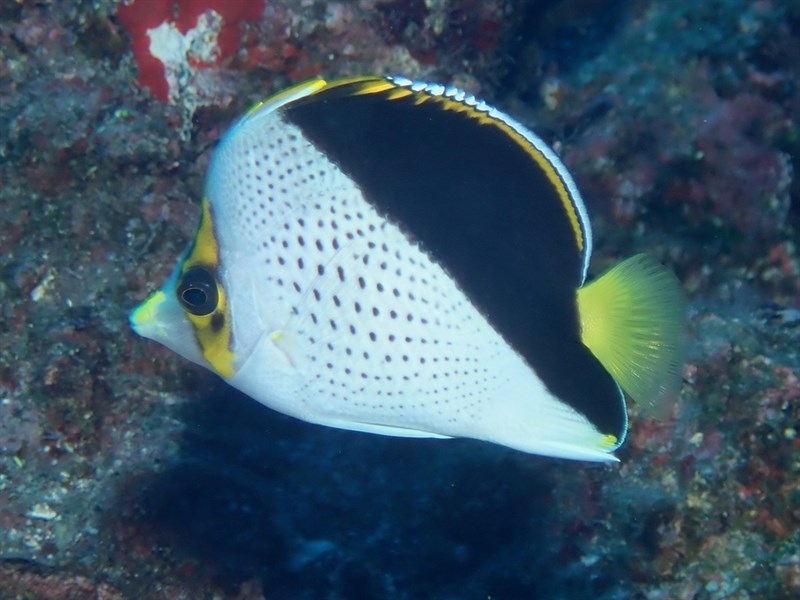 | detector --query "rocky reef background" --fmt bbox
[1,0,798,598]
